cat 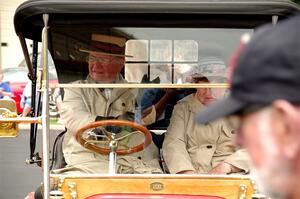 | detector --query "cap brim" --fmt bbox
[195,95,247,124]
